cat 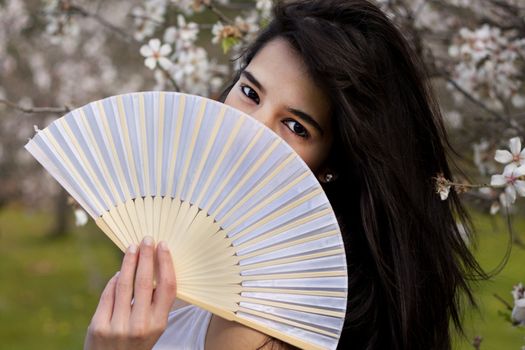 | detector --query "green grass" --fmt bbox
[455,211,525,349]
[0,206,121,350]
[0,205,523,349]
